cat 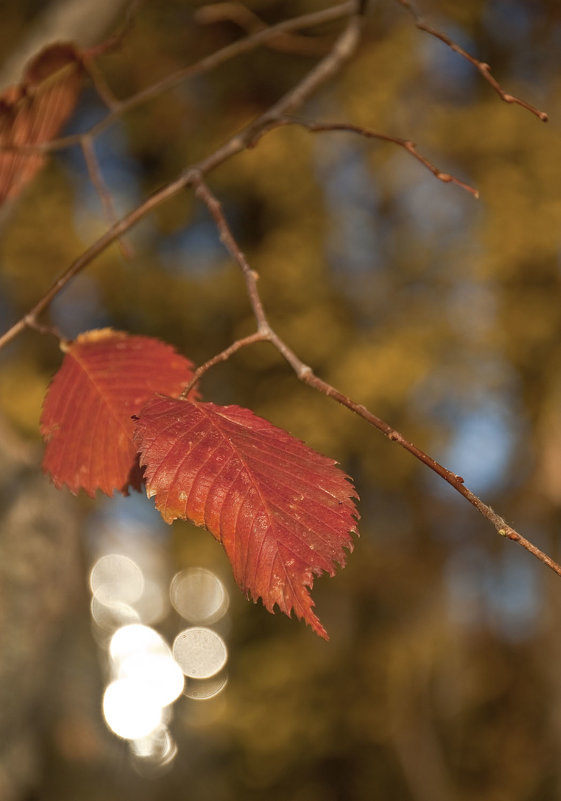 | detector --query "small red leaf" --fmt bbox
[134,397,359,639]
[0,42,84,205]
[41,329,196,497]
